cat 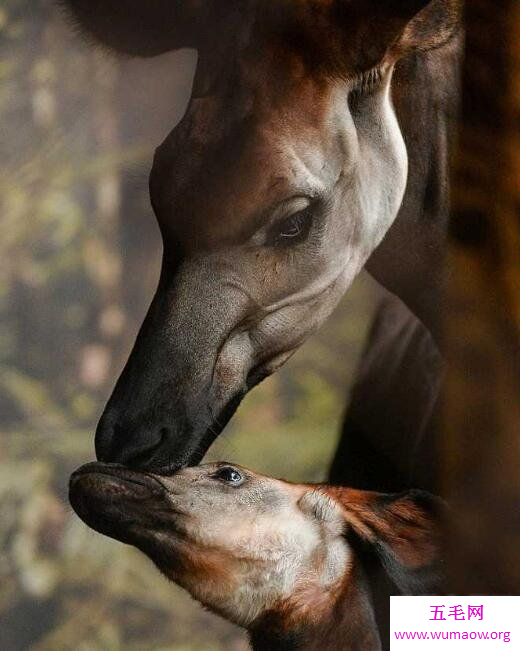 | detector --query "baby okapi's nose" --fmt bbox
[95,414,181,471]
